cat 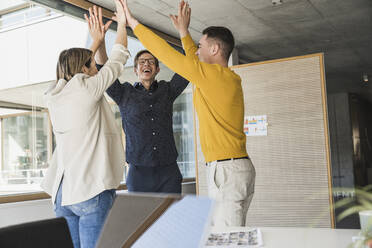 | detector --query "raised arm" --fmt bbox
[89,6,112,64]
[96,38,108,65]
[170,1,190,39]
[84,6,111,76]
[112,0,128,48]
[169,73,189,102]
[122,0,217,89]
[169,1,197,58]
[84,6,106,56]
[84,0,130,99]
[87,0,127,51]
